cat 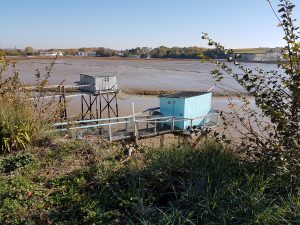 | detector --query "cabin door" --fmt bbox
[102,77,109,90]
[172,99,184,129]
